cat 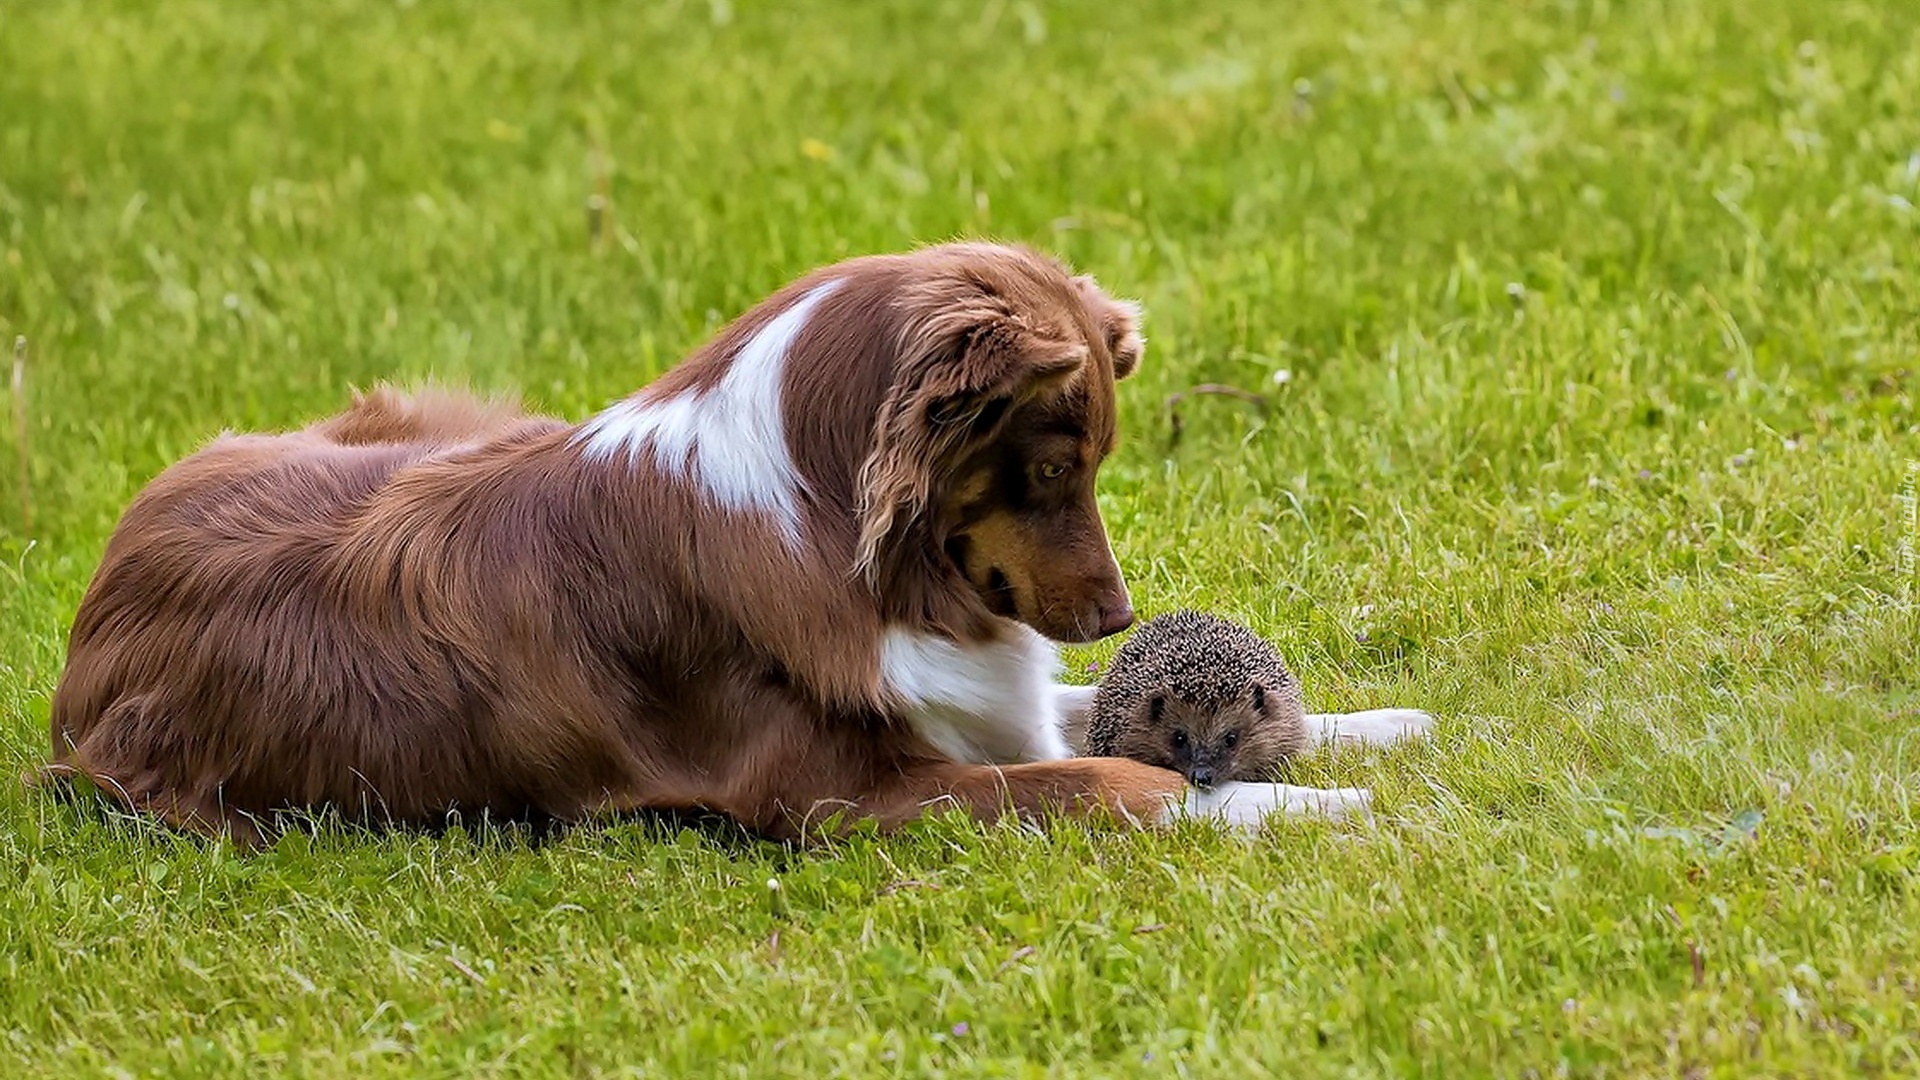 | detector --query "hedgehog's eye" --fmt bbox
[1251,684,1267,712]
[1223,730,1239,750]
[1170,729,1188,752]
